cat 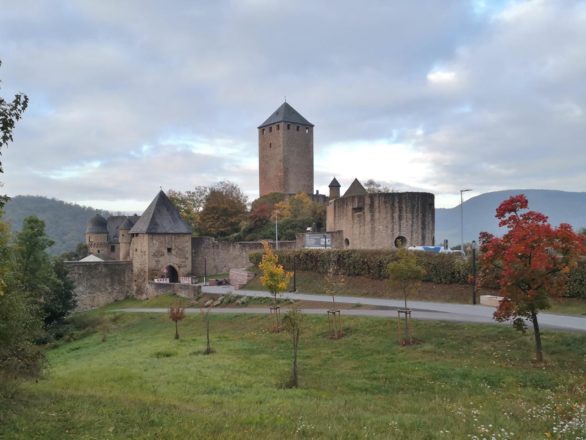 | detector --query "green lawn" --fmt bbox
[1,310,585,439]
